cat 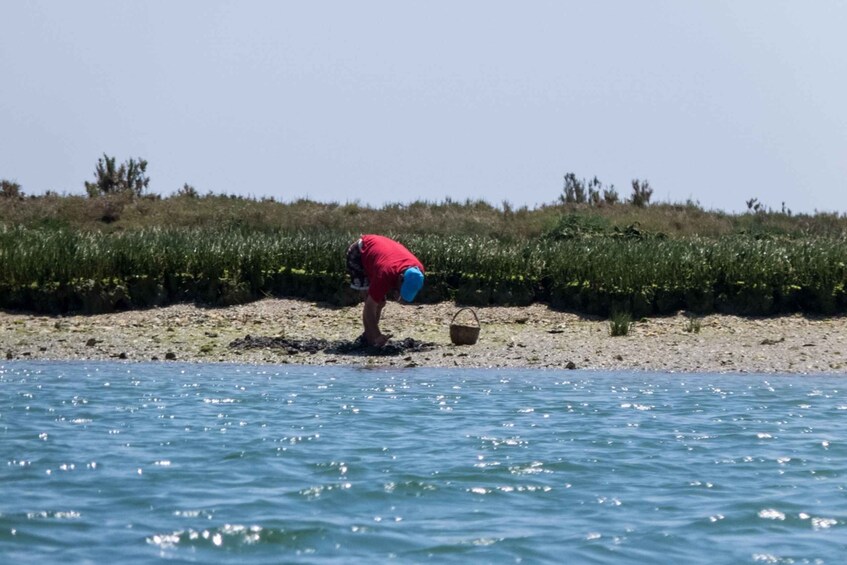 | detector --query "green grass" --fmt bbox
[2,193,847,315]
[2,222,846,315]
[609,311,633,337]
